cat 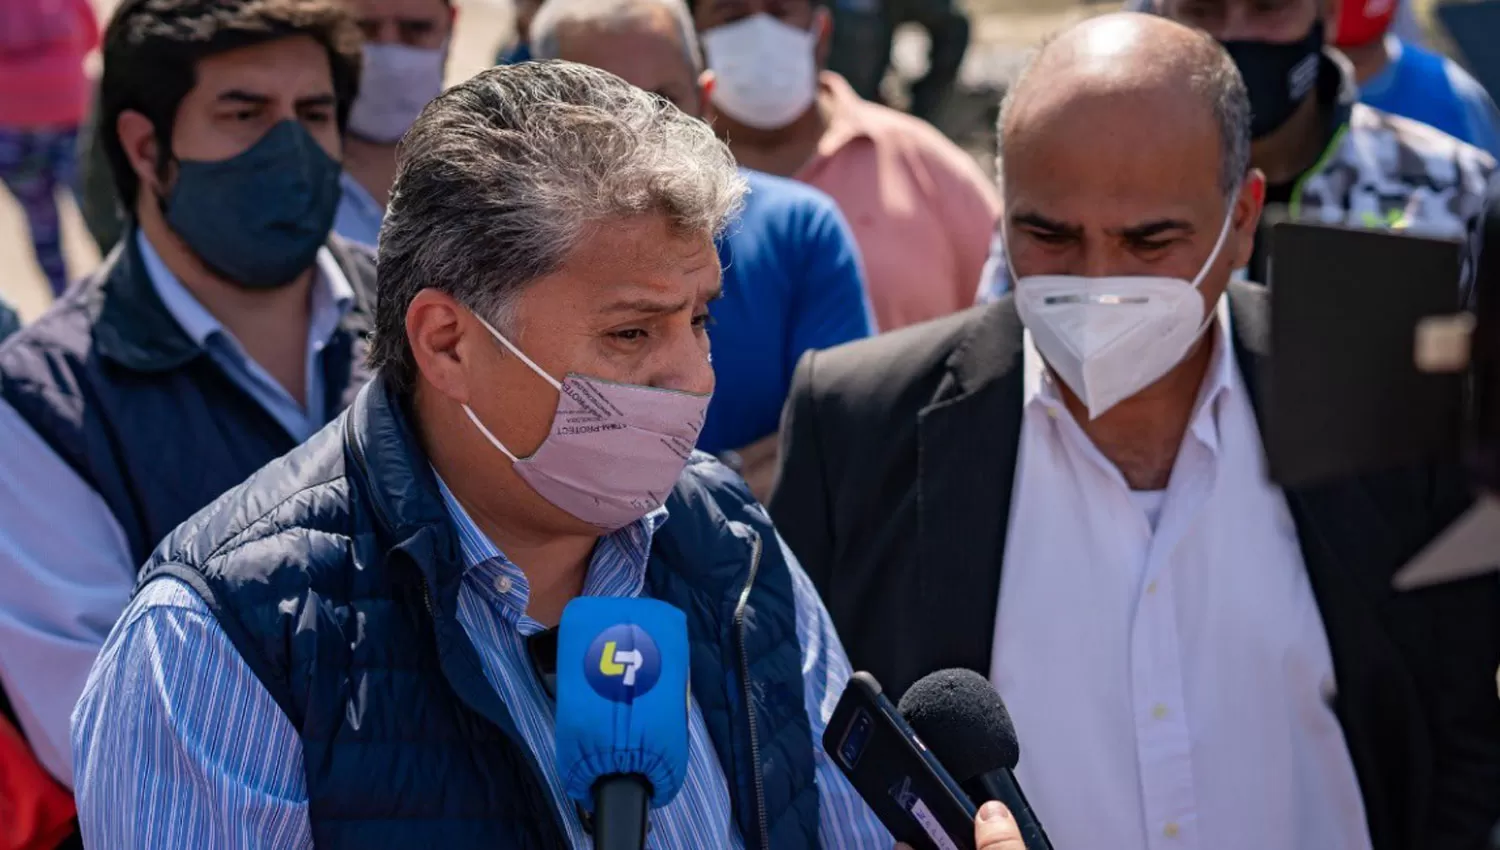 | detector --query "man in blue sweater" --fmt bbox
[530,0,876,501]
